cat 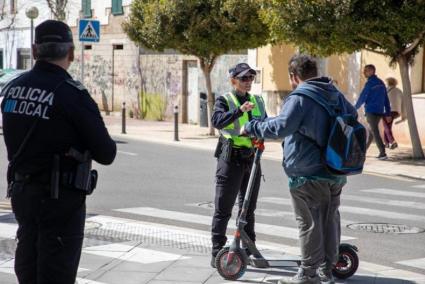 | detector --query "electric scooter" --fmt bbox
[214,140,359,281]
